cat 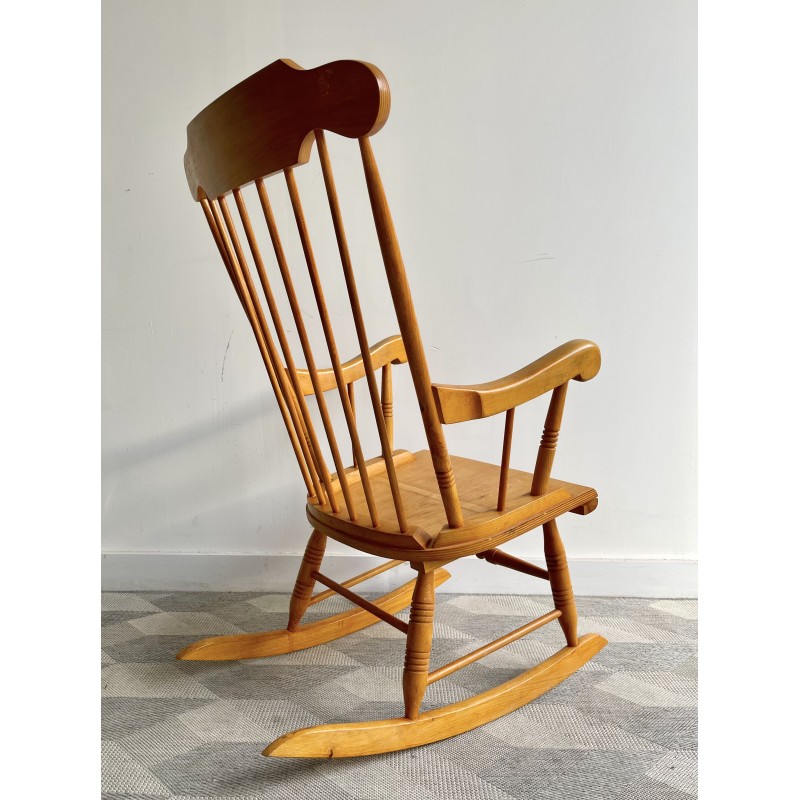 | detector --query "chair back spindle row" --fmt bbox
[187,60,575,541]
[185,59,433,535]
[230,187,329,503]
[358,137,464,529]
[316,130,409,531]
[220,191,342,510]
[200,195,321,502]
